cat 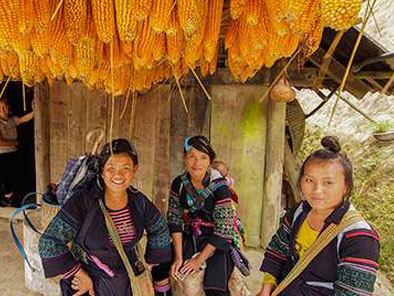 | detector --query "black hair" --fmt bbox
[98,138,138,173]
[184,135,216,162]
[298,136,353,199]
